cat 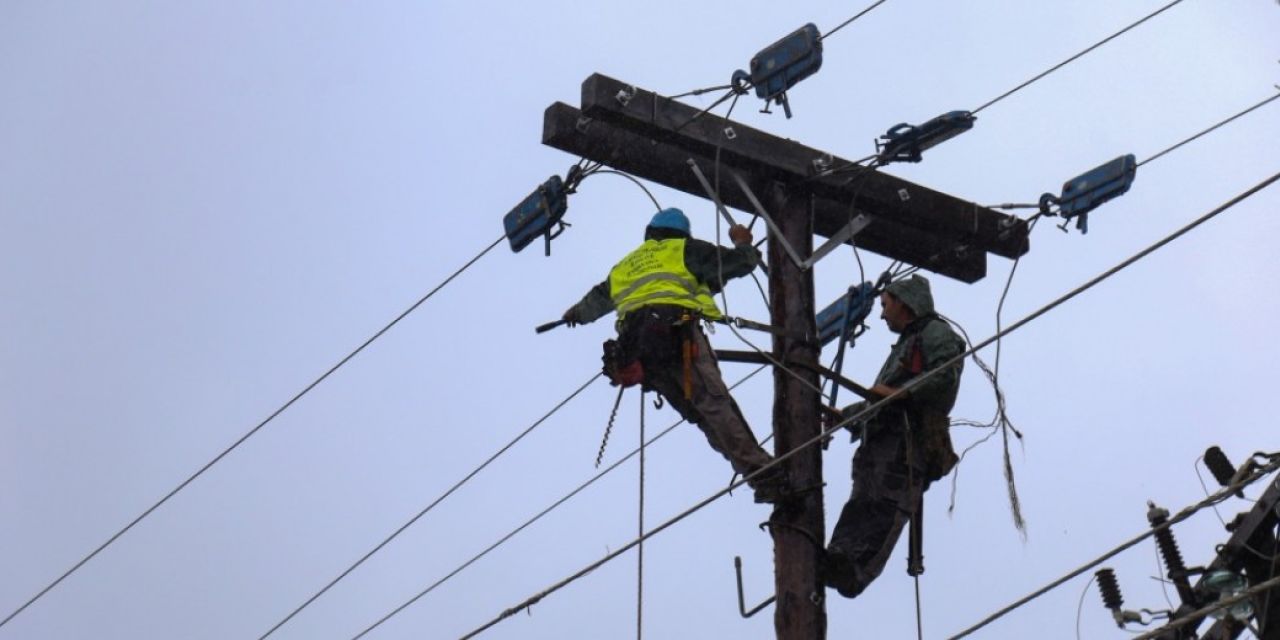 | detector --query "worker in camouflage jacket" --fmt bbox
[824,274,963,598]
[562,208,787,503]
